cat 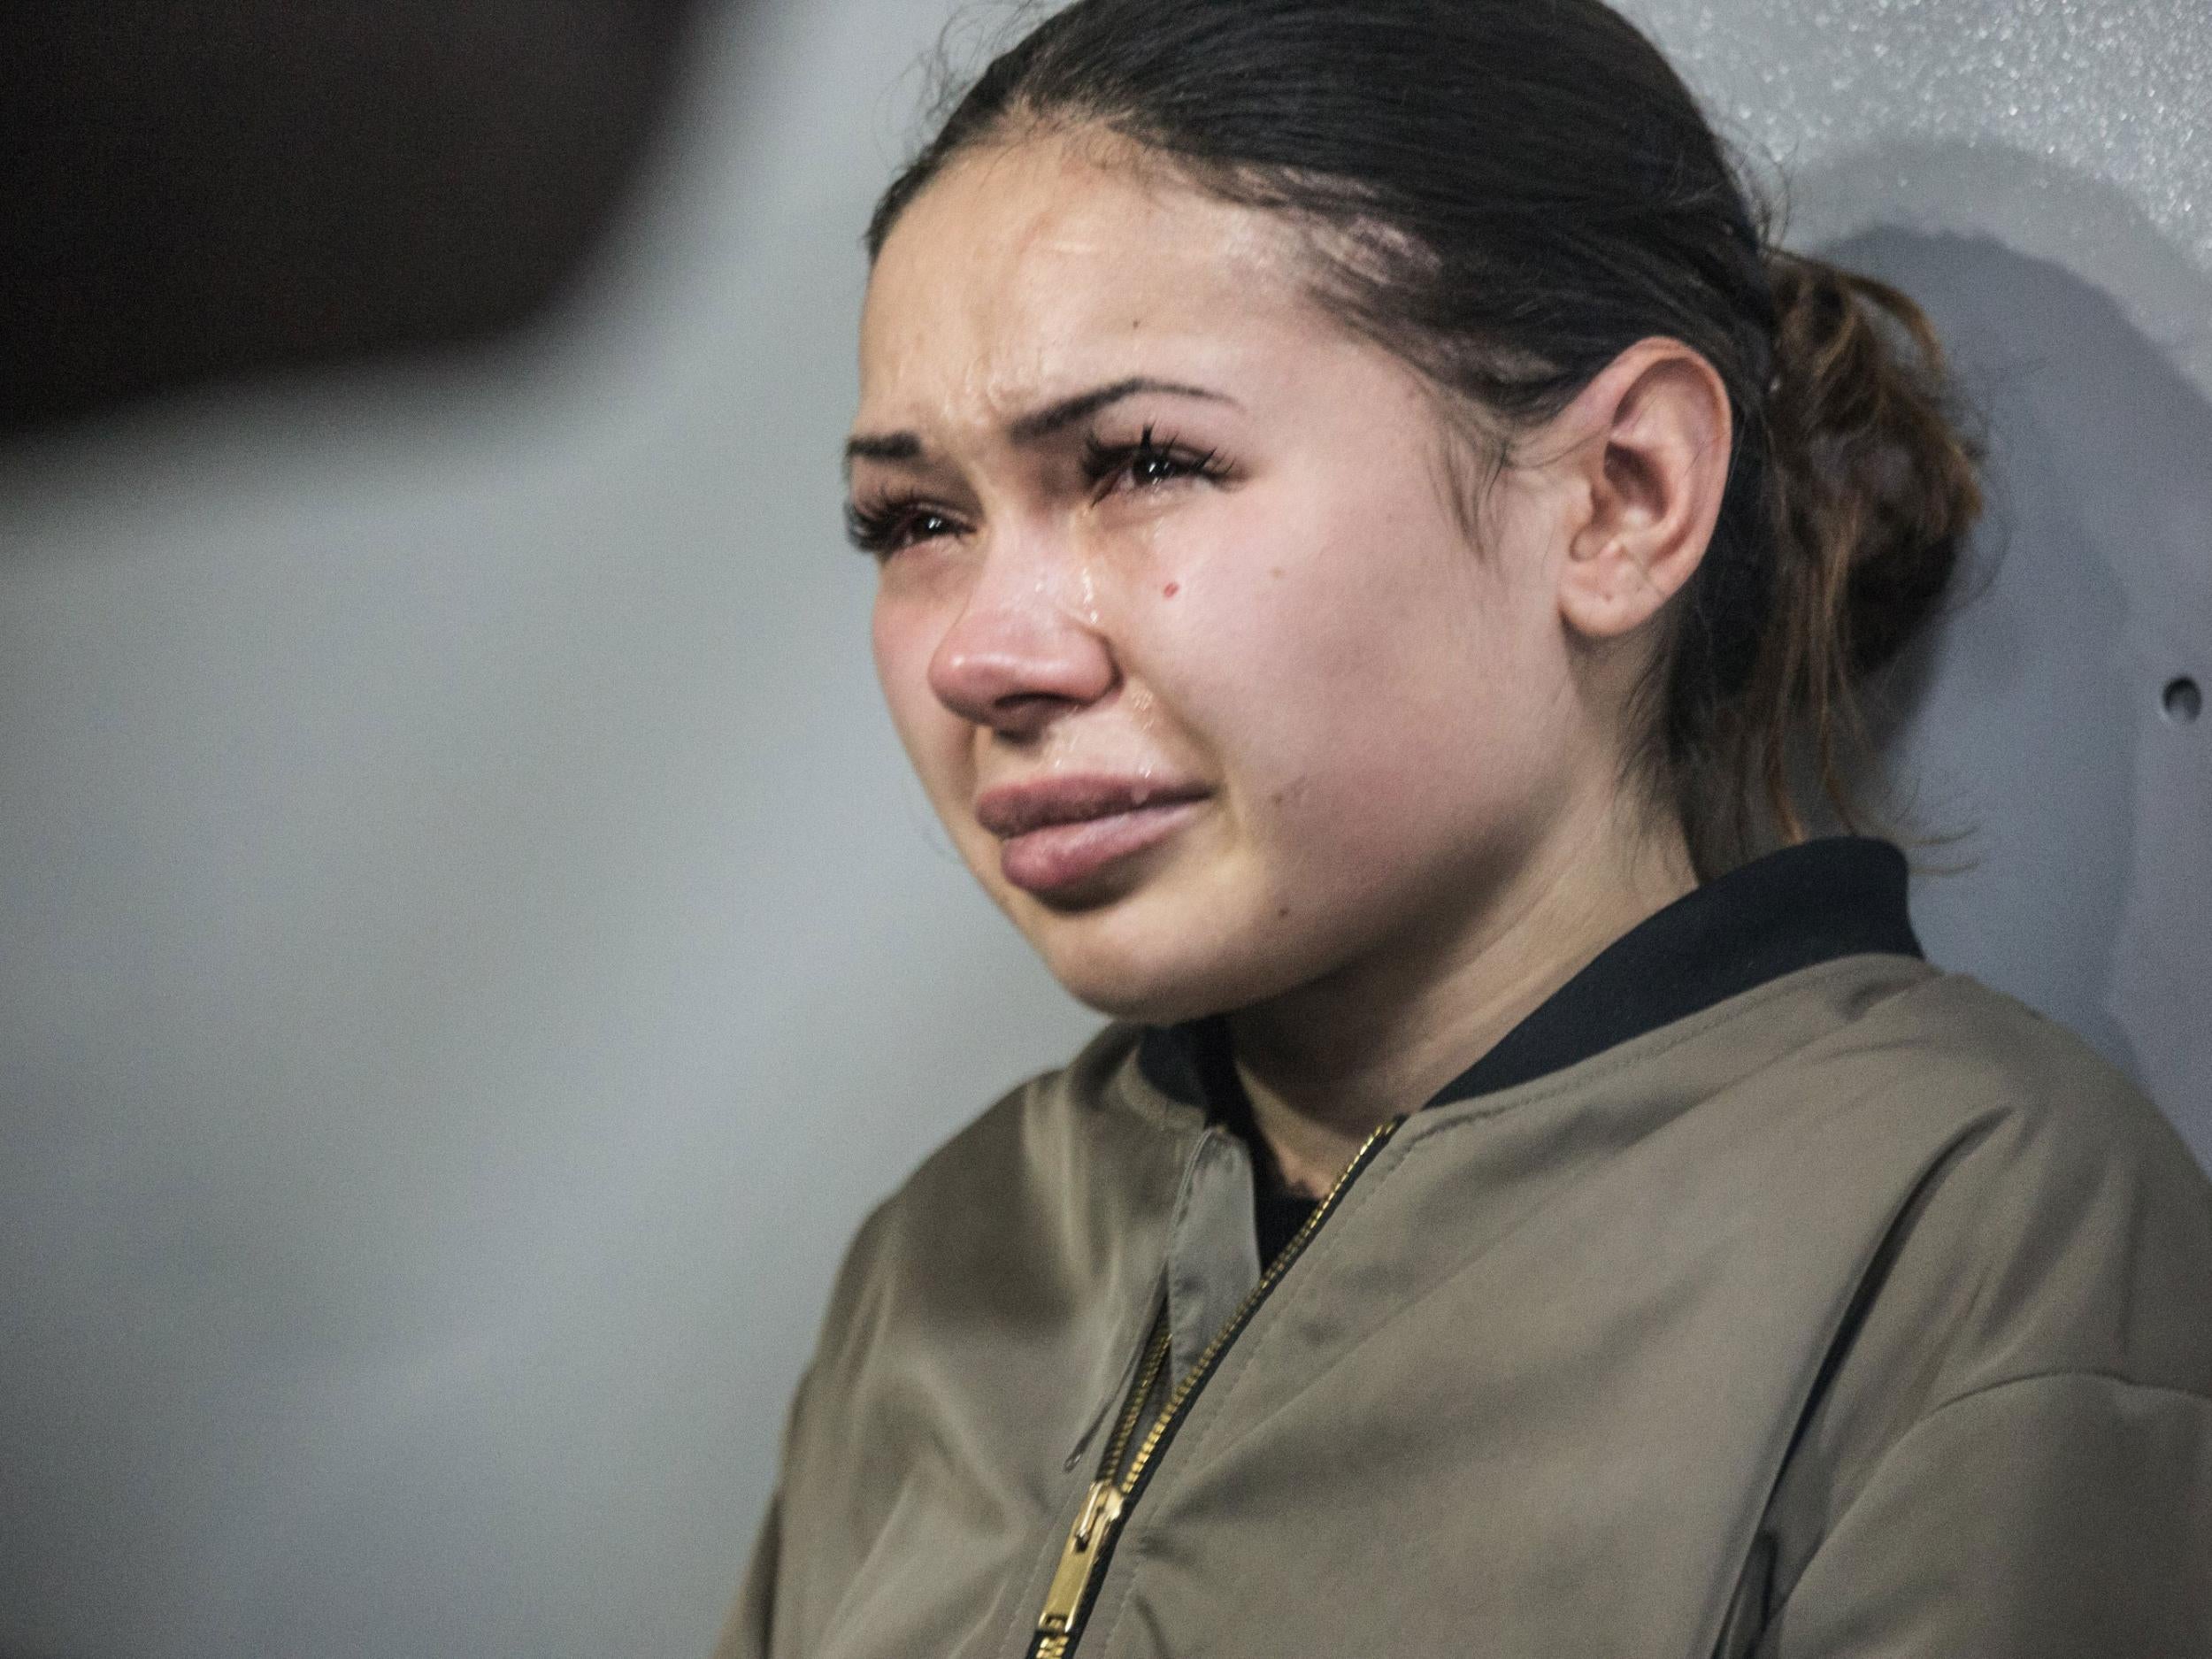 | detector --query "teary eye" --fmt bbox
[1081,424,1227,494]
[845,494,960,558]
